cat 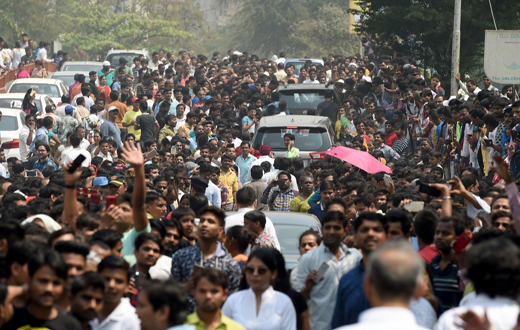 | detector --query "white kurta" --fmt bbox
[222,286,296,330]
